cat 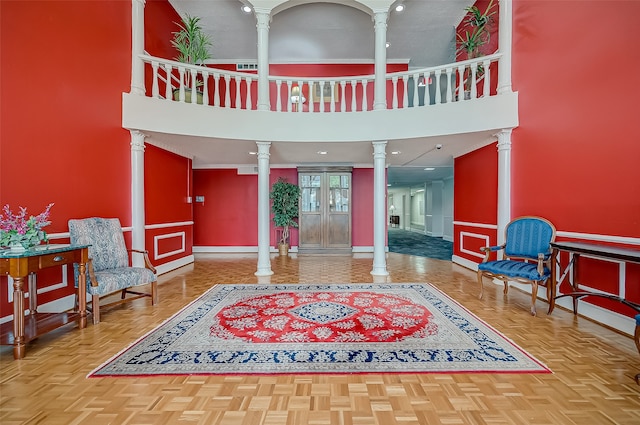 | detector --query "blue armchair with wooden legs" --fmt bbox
[477,216,556,316]
[68,217,157,324]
